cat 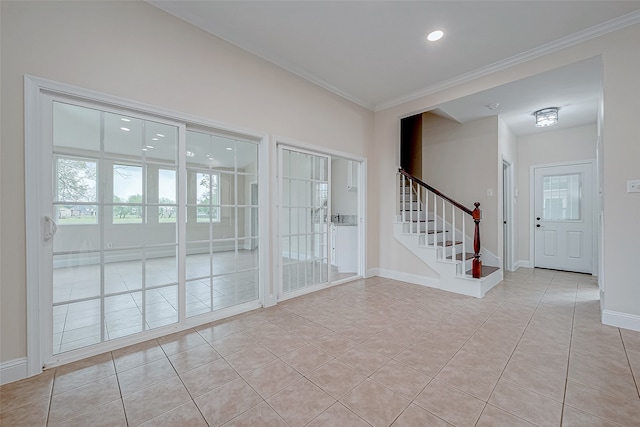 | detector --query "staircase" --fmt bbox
[394,168,502,298]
